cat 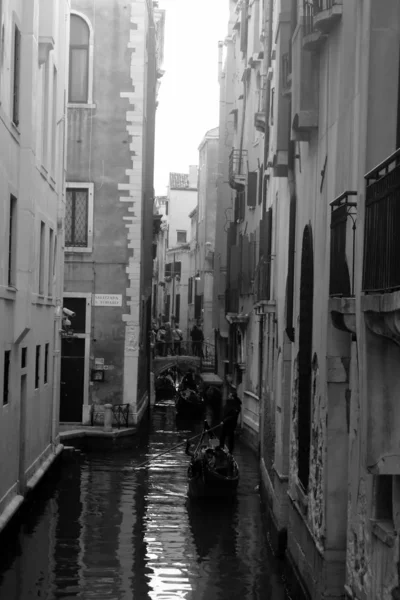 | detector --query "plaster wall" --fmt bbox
[0,0,68,523]
[167,187,198,249]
